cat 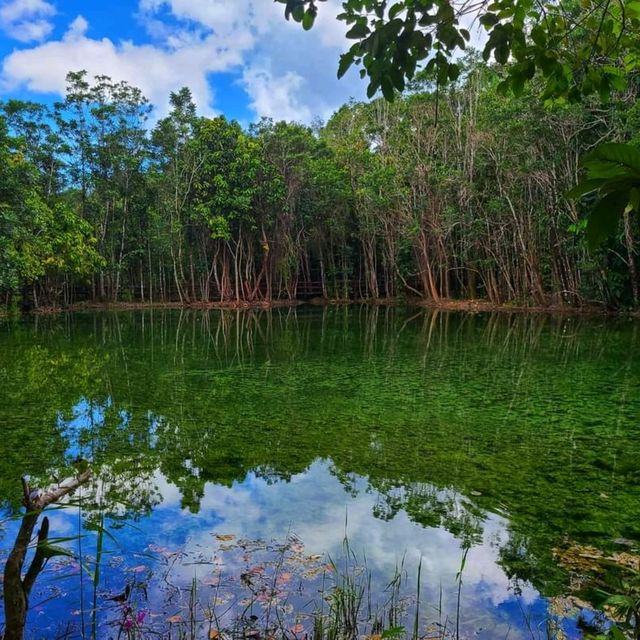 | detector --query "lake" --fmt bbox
[0,307,639,639]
